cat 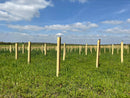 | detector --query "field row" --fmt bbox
[0,48,130,97]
